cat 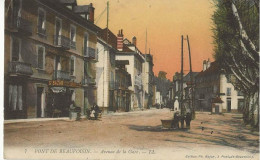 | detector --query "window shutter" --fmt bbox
[70,57,75,75]
[38,47,44,69]
[12,38,20,61]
